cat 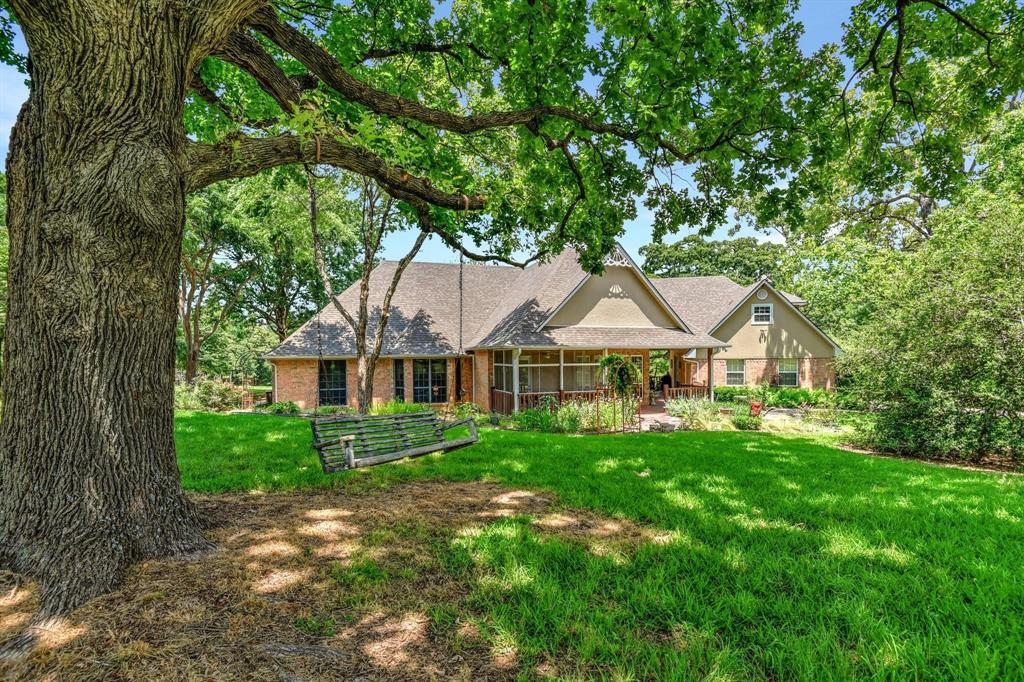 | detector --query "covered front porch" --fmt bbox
[484,347,716,415]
